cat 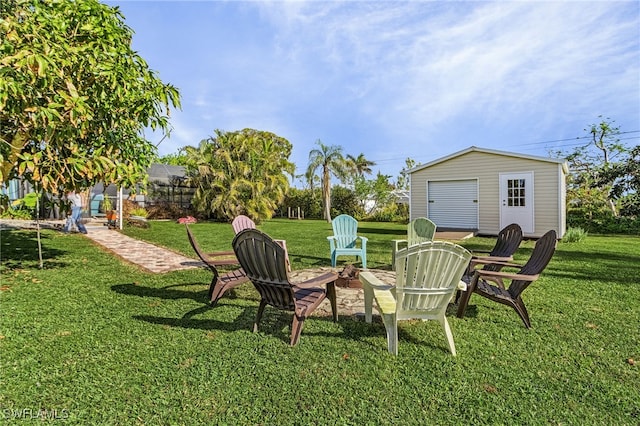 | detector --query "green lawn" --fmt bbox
[1,219,639,424]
